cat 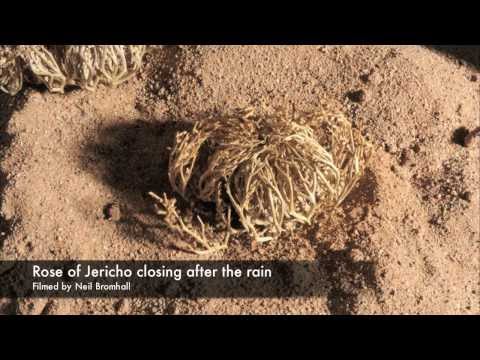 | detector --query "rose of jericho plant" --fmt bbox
[150,104,372,255]
[0,45,147,95]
